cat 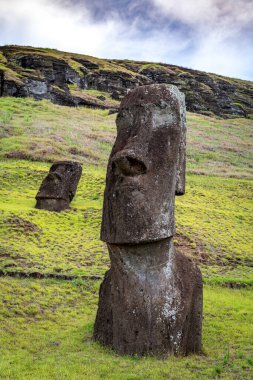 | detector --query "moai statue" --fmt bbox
[35,161,82,212]
[94,84,202,357]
